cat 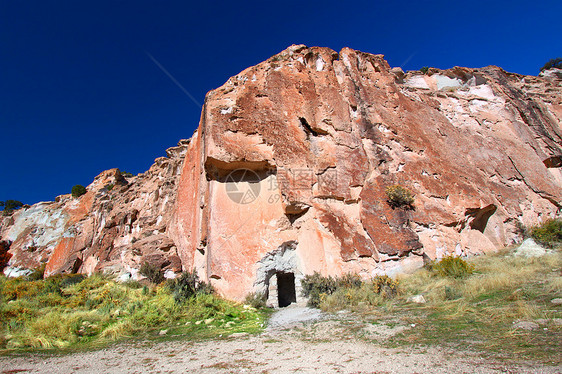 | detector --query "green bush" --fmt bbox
[139,262,164,284]
[168,270,214,303]
[420,66,430,74]
[301,272,338,307]
[27,263,46,281]
[385,185,415,209]
[302,272,370,308]
[71,185,87,198]
[370,275,399,298]
[530,218,562,247]
[427,255,474,278]
[336,273,363,289]
[244,292,267,309]
[0,200,24,215]
[540,57,562,72]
